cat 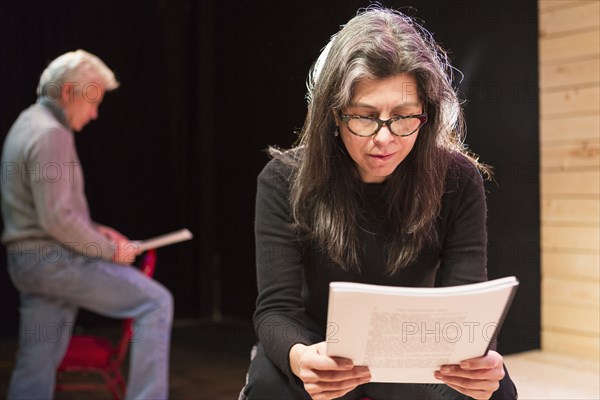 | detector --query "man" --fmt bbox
[1,50,172,399]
